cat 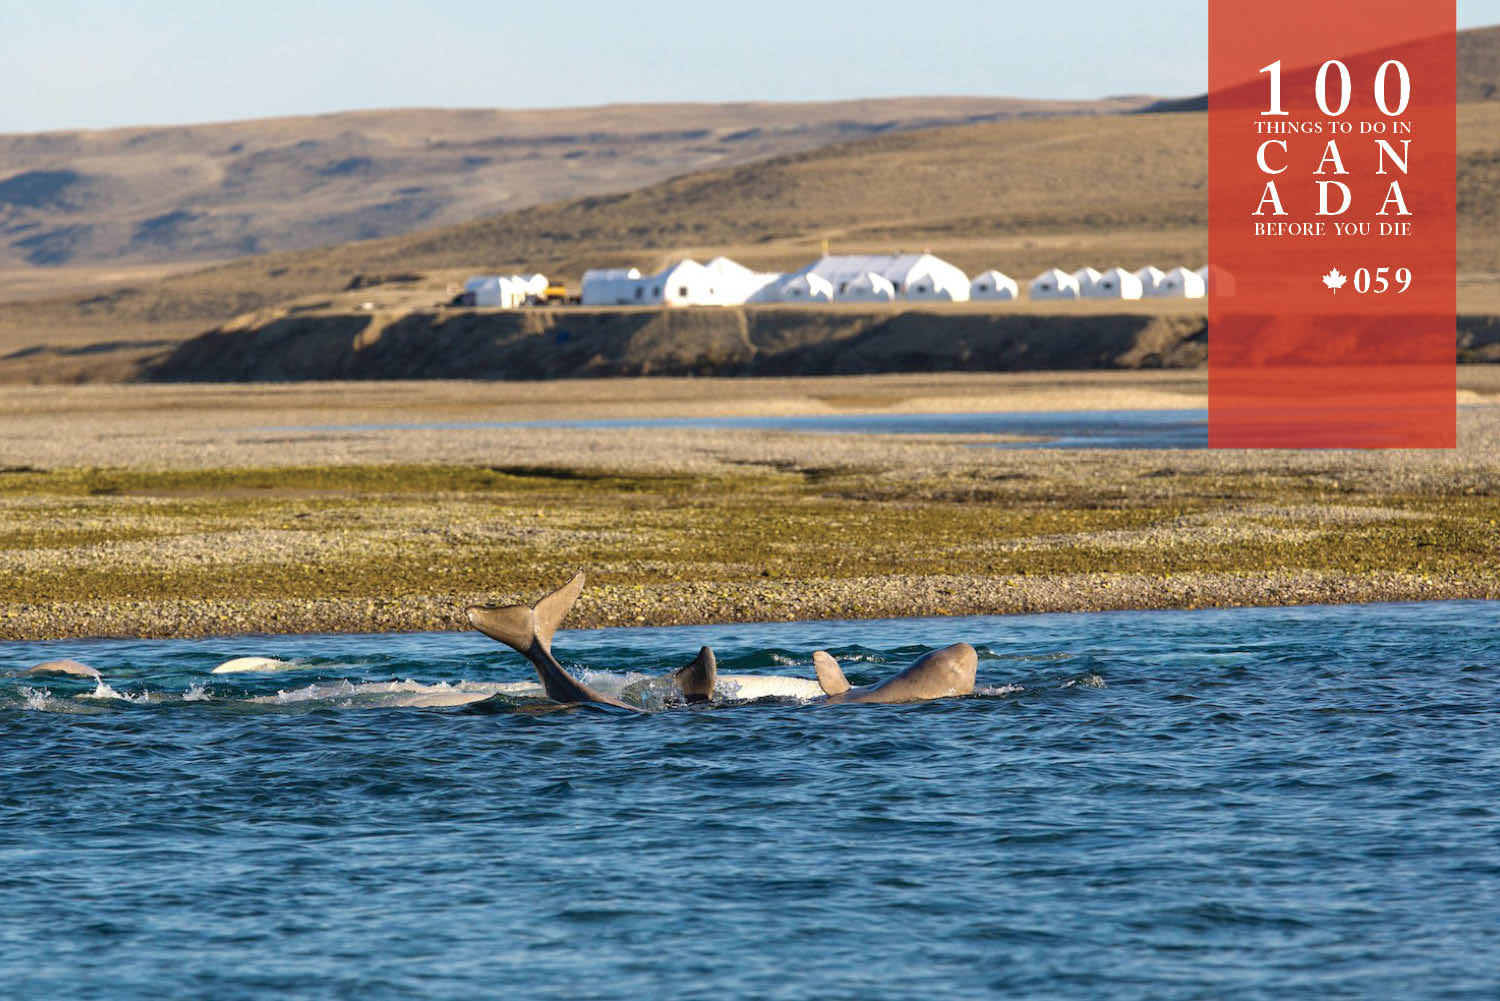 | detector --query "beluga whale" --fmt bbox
[809,645,977,704]
[18,659,102,681]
